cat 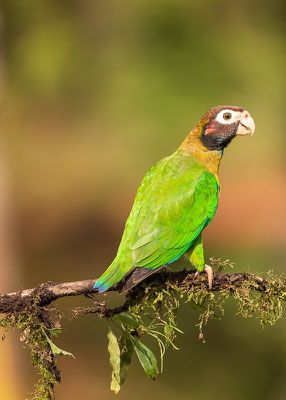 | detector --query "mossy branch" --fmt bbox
[1,259,286,399]
[0,266,282,313]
